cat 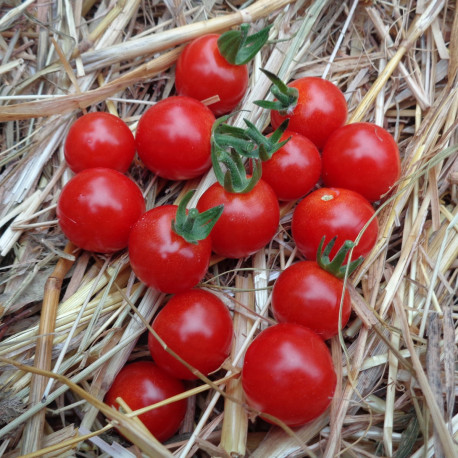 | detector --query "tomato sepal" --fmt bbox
[211,116,262,193]
[213,119,256,158]
[254,69,299,114]
[317,236,363,279]
[217,24,272,66]
[172,190,224,244]
[243,118,291,161]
